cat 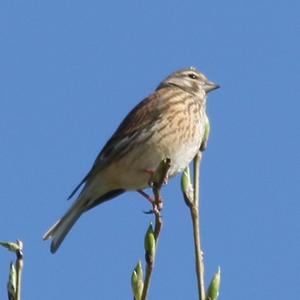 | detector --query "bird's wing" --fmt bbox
[68,90,165,199]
